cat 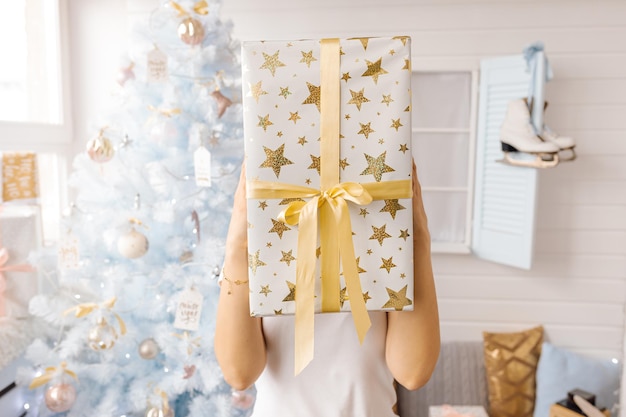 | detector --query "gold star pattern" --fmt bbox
[260,285,272,297]
[340,287,348,307]
[258,201,268,210]
[297,136,308,146]
[355,257,367,274]
[300,50,317,67]
[288,111,301,124]
[390,118,403,131]
[316,247,321,258]
[277,131,283,137]
[400,273,406,279]
[381,285,413,311]
[389,49,395,55]
[280,250,296,266]
[302,82,321,111]
[260,144,293,178]
[357,38,369,50]
[378,138,385,144]
[279,86,292,99]
[344,114,351,120]
[369,224,392,246]
[283,281,296,302]
[360,151,395,182]
[380,199,406,219]
[357,122,375,139]
[362,58,388,84]
[399,229,410,241]
[260,50,286,76]
[274,309,283,315]
[341,72,351,82]
[402,58,411,71]
[359,208,369,218]
[381,94,394,106]
[399,143,409,153]
[393,35,409,46]
[266,242,272,247]
[339,158,350,170]
[380,256,396,273]
[249,81,268,103]
[305,178,311,184]
[248,250,266,275]
[257,114,273,131]
[366,249,373,255]
[308,154,321,174]
[347,88,370,111]
[269,218,291,239]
